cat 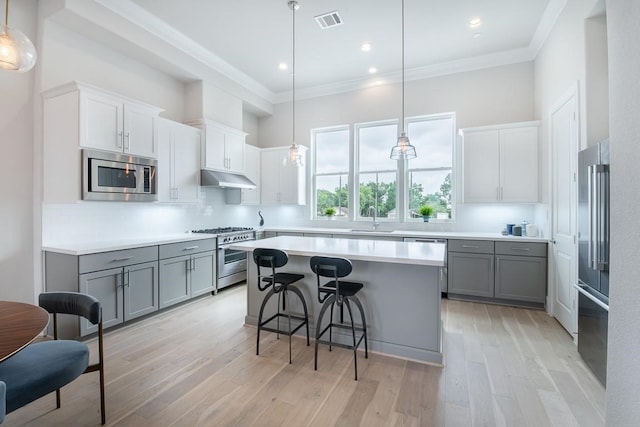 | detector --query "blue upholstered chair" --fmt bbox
[0,292,105,425]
